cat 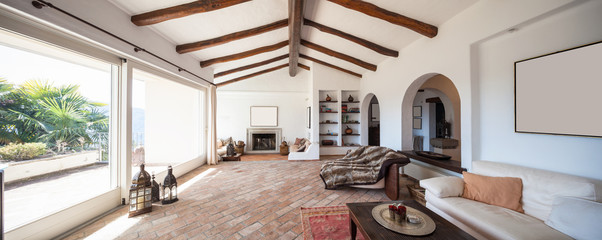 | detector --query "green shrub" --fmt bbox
[0,142,47,161]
